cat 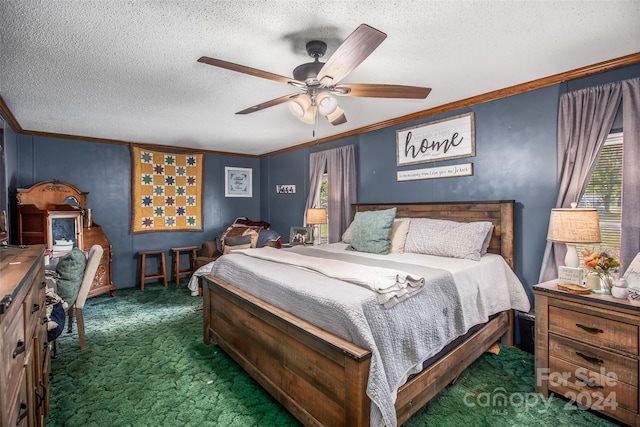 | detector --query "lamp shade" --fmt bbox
[288,94,312,118]
[306,208,327,225]
[546,207,601,244]
[317,92,338,116]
